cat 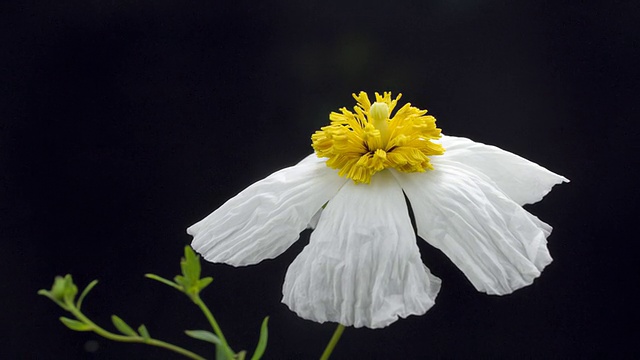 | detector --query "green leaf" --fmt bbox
[250,317,269,360]
[173,275,187,288]
[216,343,230,360]
[62,275,78,304]
[50,275,68,301]
[145,273,182,291]
[138,325,150,343]
[76,279,98,310]
[198,277,213,290]
[60,317,92,332]
[111,315,137,336]
[184,330,222,345]
[37,289,57,303]
[181,246,201,283]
